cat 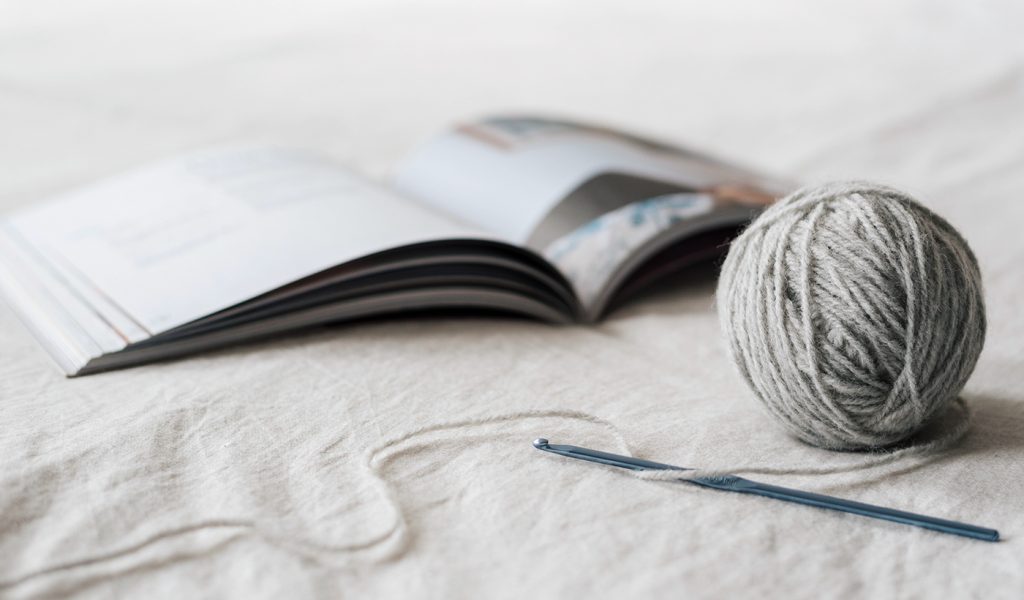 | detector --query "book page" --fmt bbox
[5,146,485,337]
[393,116,791,308]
